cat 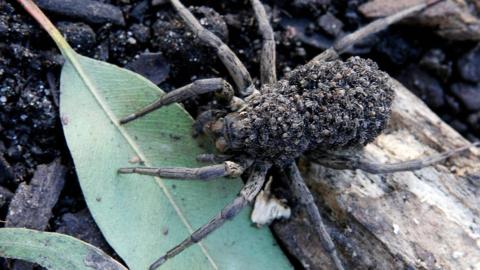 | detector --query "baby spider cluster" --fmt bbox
[213,57,393,165]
